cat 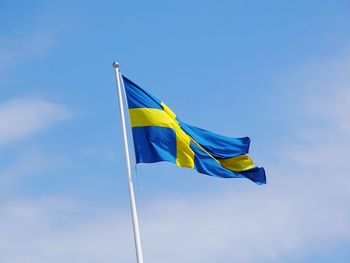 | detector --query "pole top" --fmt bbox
[112,61,119,68]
